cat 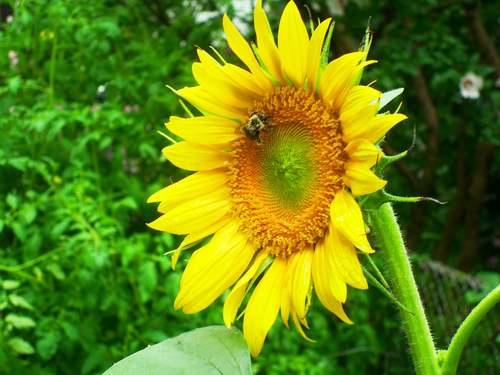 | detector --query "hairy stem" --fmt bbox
[440,285,500,375]
[369,203,439,375]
